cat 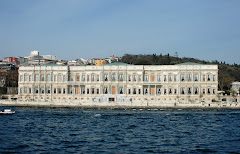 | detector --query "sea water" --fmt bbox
[0,107,240,153]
